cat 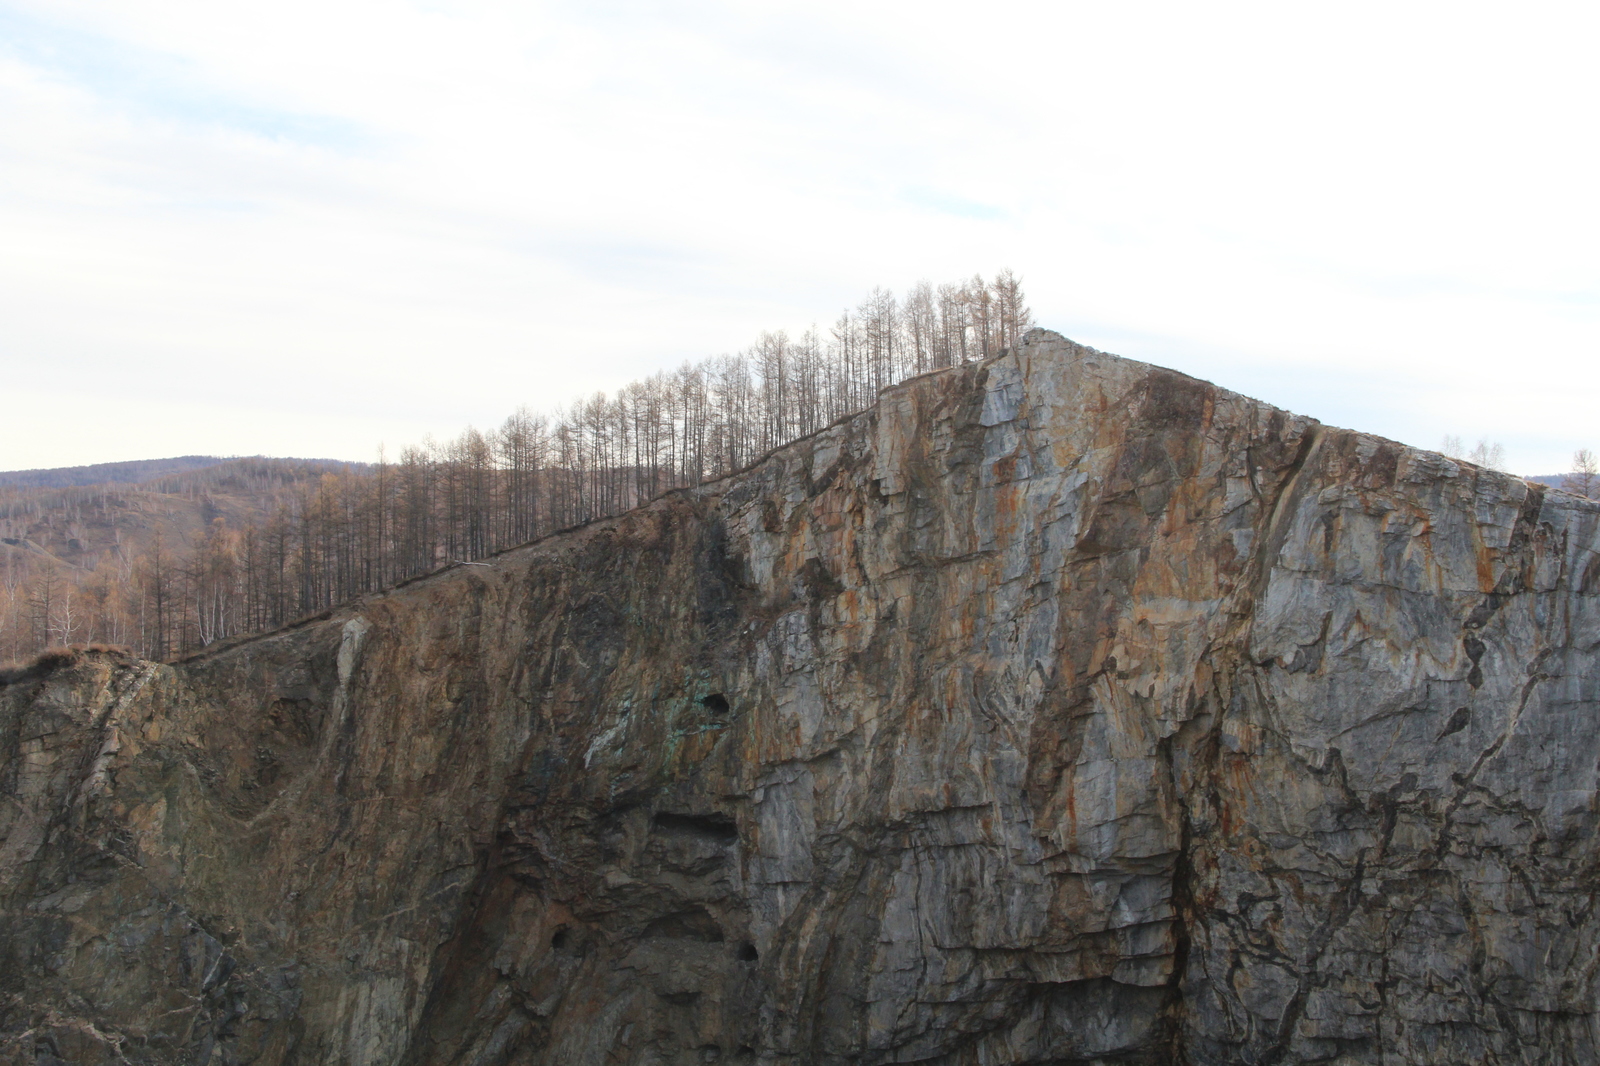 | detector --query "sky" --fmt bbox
[1,0,1596,475]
